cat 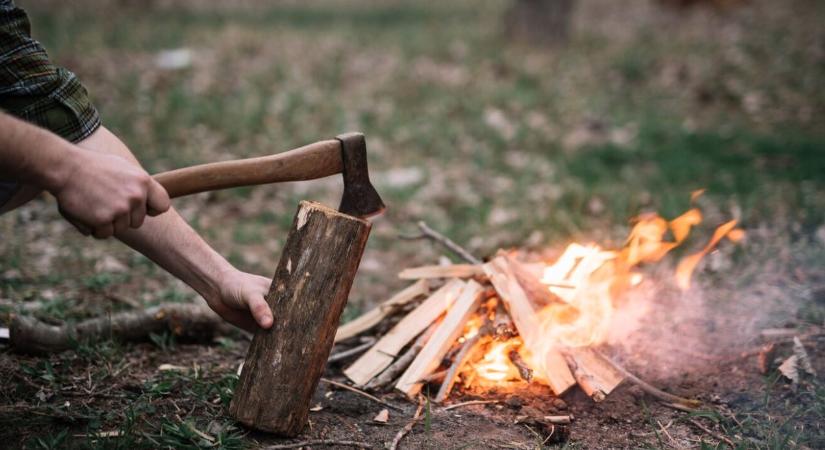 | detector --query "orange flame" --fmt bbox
[466,192,744,387]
